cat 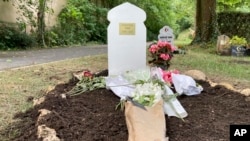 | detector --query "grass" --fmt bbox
[173,28,250,85]
[174,29,193,47]
[170,47,250,85]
